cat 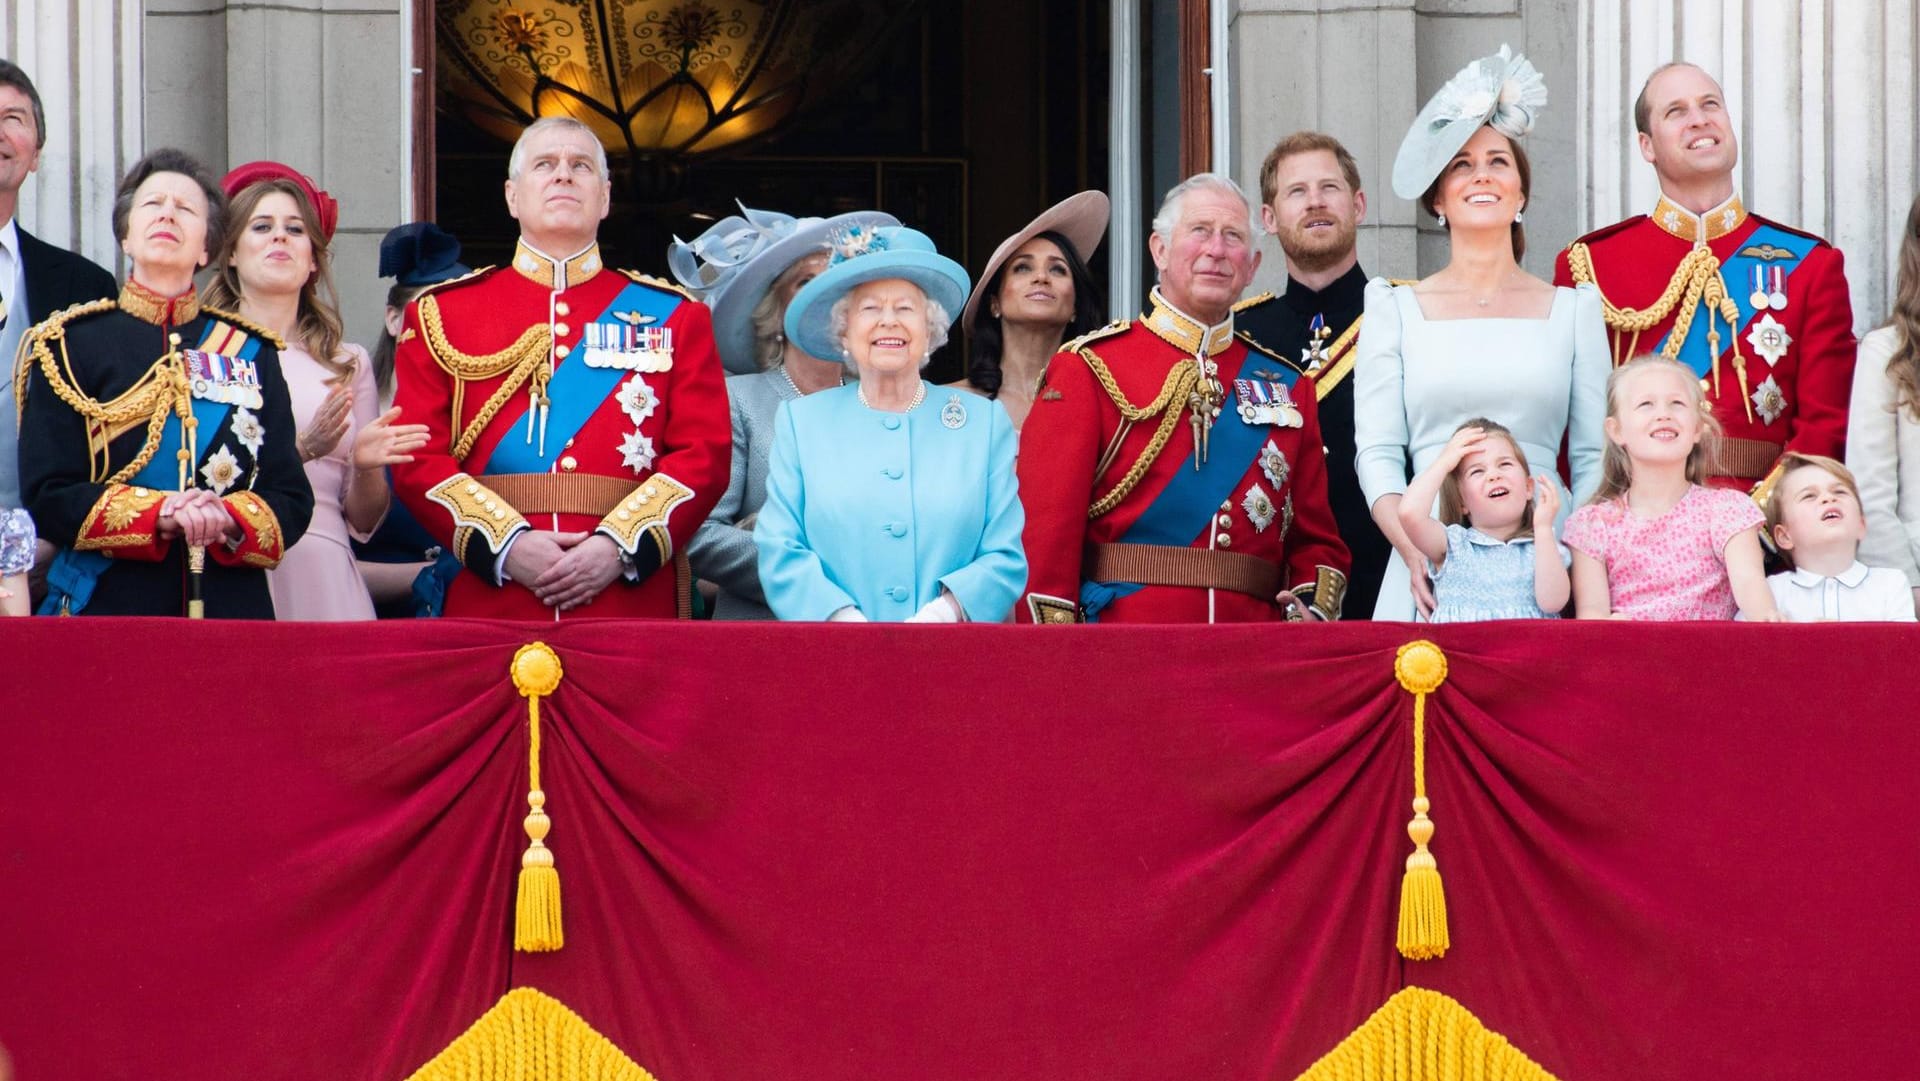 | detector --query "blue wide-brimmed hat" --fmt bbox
[668,205,900,374]
[783,226,971,363]
[1391,44,1548,201]
[378,222,470,286]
